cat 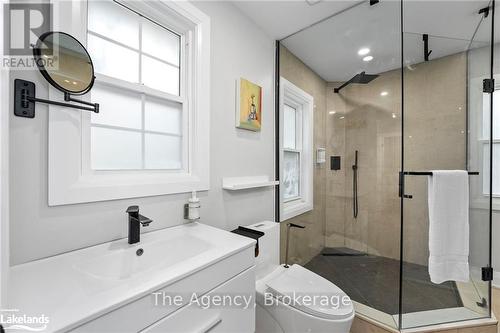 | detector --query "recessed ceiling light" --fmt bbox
[363,55,373,62]
[358,48,370,56]
[305,0,322,5]
[380,91,388,96]
[329,111,336,115]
